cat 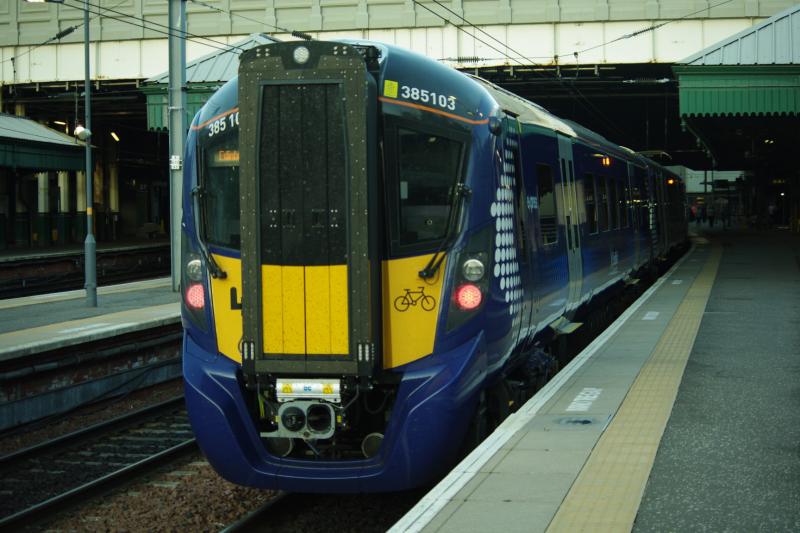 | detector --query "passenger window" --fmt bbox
[537,163,557,245]
[631,182,643,228]
[597,176,609,231]
[395,128,463,246]
[609,178,619,229]
[584,173,598,234]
